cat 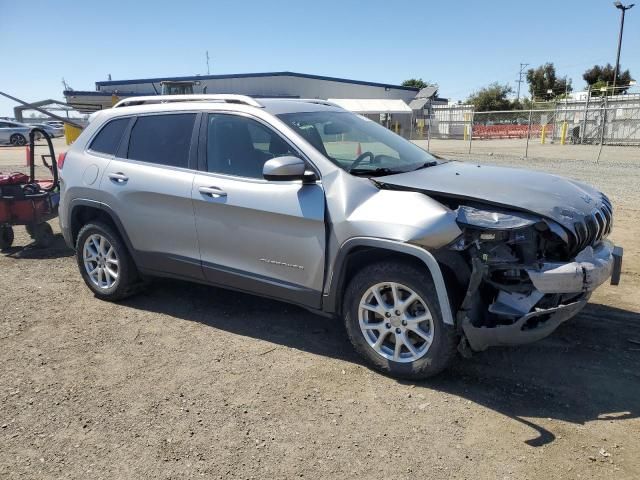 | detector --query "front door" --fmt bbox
[192,113,326,308]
